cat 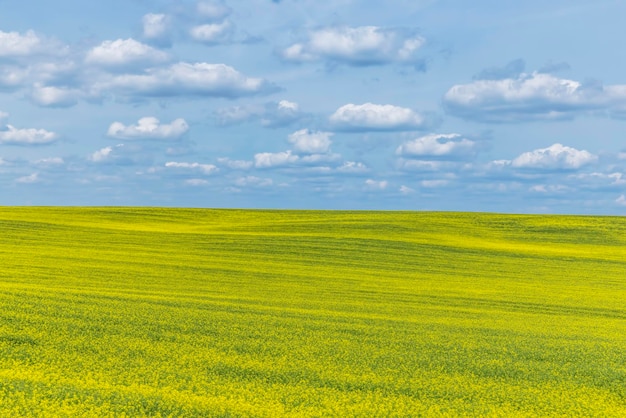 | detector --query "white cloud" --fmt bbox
[217,157,253,170]
[617,195,626,206]
[197,1,231,20]
[88,144,132,164]
[529,184,571,193]
[420,179,449,188]
[337,161,368,174]
[215,104,261,125]
[107,117,189,140]
[86,38,169,68]
[444,71,626,122]
[288,129,333,154]
[0,61,78,94]
[283,26,425,66]
[0,30,67,57]
[570,172,626,186]
[142,14,171,44]
[365,179,388,190]
[190,21,233,44]
[282,44,315,62]
[35,157,64,166]
[300,153,341,164]
[185,178,209,186]
[234,176,273,187]
[89,146,116,162]
[261,100,301,127]
[0,112,8,122]
[165,161,218,175]
[397,133,475,158]
[16,173,39,184]
[254,150,299,168]
[0,66,28,89]
[511,143,597,170]
[216,100,303,127]
[330,103,425,131]
[0,125,57,145]
[0,30,42,56]
[30,84,79,108]
[397,159,454,172]
[98,62,276,99]
[609,173,626,185]
[399,185,415,194]
[278,100,298,111]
